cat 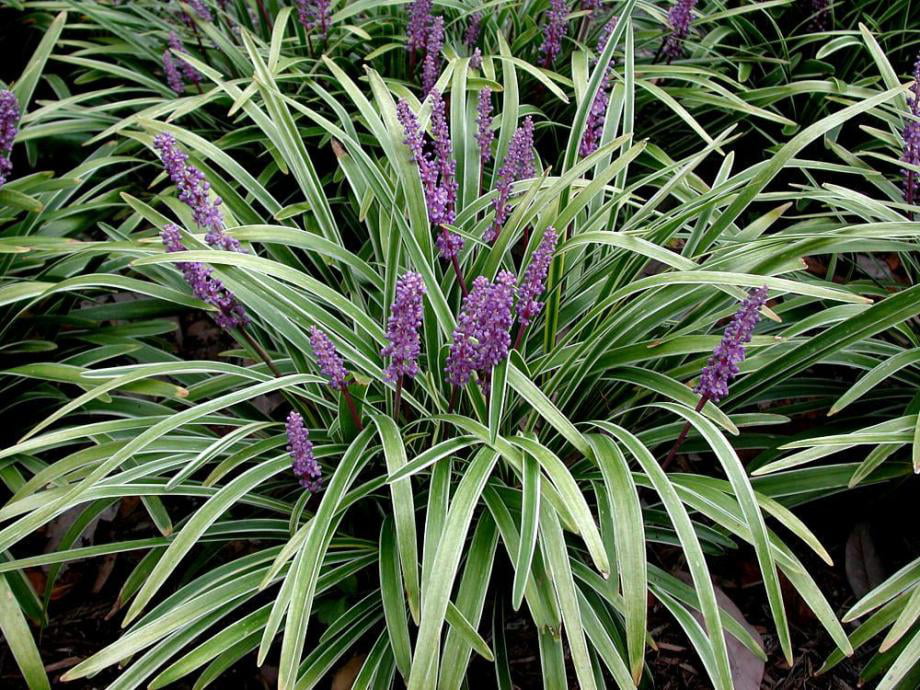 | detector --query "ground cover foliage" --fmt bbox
[0,0,919,688]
